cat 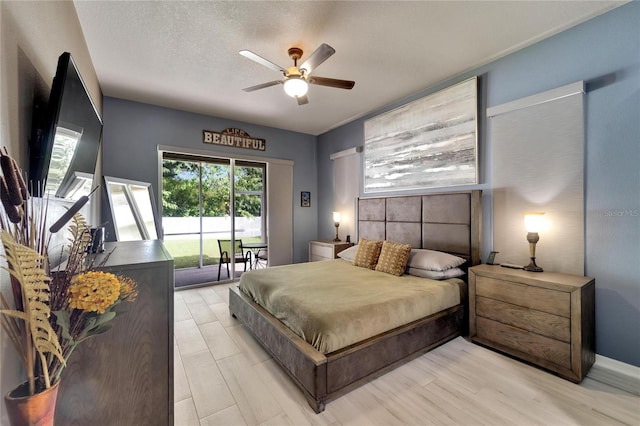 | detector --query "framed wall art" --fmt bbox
[363,77,478,193]
[301,191,311,207]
